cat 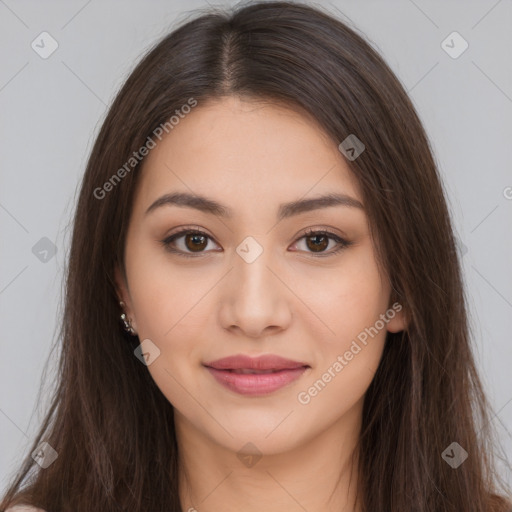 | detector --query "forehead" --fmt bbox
[133,96,363,217]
